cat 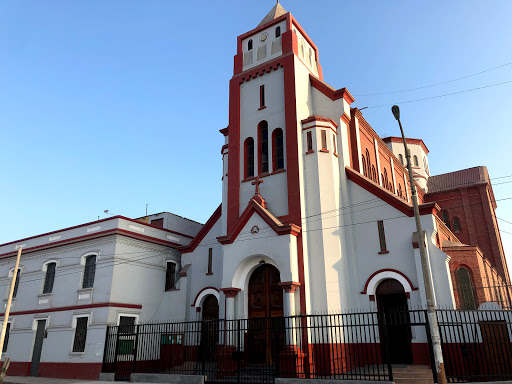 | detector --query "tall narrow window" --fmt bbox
[398,154,404,165]
[456,267,477,310]
[165,262,177,291]
[259,85,265,109]
[361,155,368,177]
[43,262,56,294]
[442,210,451,230]
[371,166,377,183]
[72,317,88,352]
[275,26,281,38]
[332,134,337,155]
[413,155,419,167]
[259,121,269,174]
[306,131,313,152]
[207,248,213,275]
[2,323,10,352]
[273,128,284,171]
[82,255,96,289]
[423,157,429,175]
[377,221,387,253]
[398,184,402,198]
[248,39,253,51]
[365,149,371,178]
[12,269,20,298]
[321,130,327,150]
[245,137,254,178]
[383,169,389,189]
[453,217,461,233]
